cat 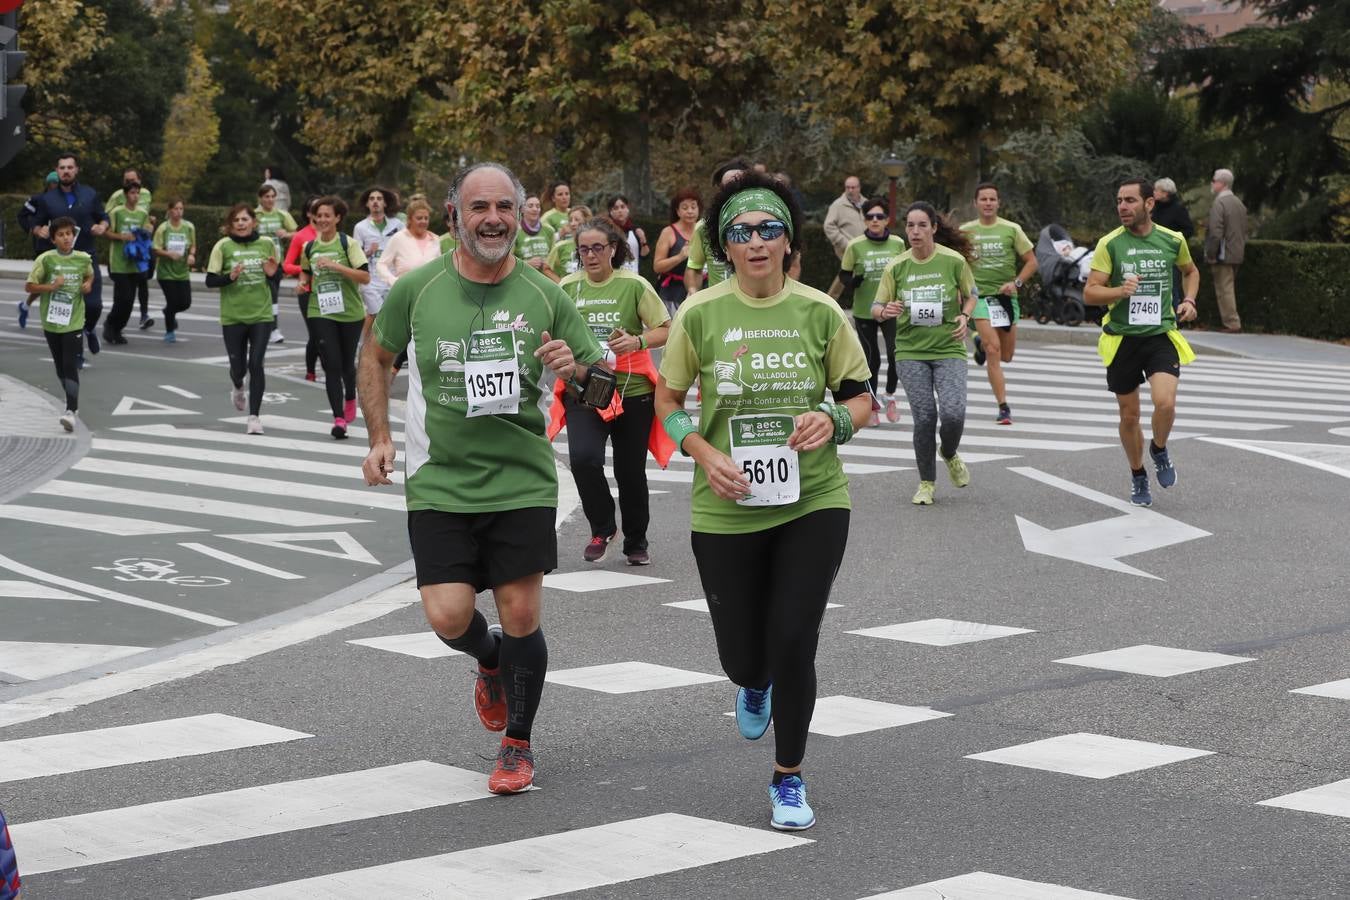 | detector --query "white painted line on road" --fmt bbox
[194,347,309,365]
[0,503,204,536]
[968,404,1282,432]
[806,696,951,736]
[347,632,463,659]
[110,396,199,416]
[92,438,394,483]
[1290,678,1350,700]
[159,385,201,399]
[0,713,309,783]
[998,358,1350,396]
[1258,777,1350,820]
[851,429,1113,452]
[0,552,236,628]
[114,423,373,458]
[12,761,494,876]
[0,581,419,729]
[221,413,397,443]
[543,571,670,592]
[74,458,407,511]
[1055,645,1255,678]
[0,580,94,602]
[863,870,1138,898]
[847,618,1034,646]
[179,543,304,580]
[219,531,379,565]
[966,732,1213,779]
[33,480,369,528]
[197,812,811,899]
[547,661,725,694]
[0,641,149,681]
[1199,437,1350,480]
[665,598,839,613]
